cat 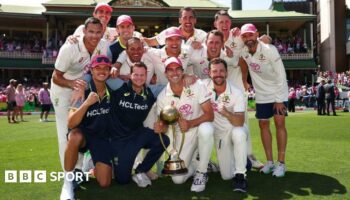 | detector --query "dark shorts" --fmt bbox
[85,134,113,167]
[255,102,288,119]
[41,104,51,112]
[7,101,16,111]
[67,128,113,166]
